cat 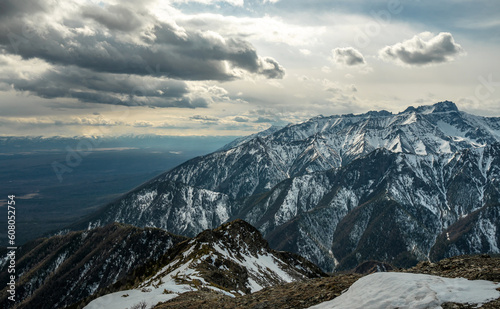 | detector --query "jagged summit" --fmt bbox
[219,101,464,154]
[364,110,393,117]
[402,100,459,114]
[195,219,271,255]
[300,101,459,122]
[159,100,500,199]
[428,100,459,112]
[300,101,459,121]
